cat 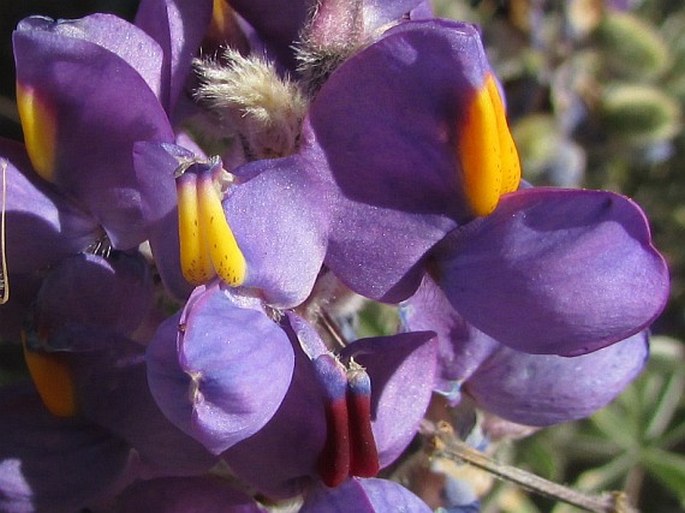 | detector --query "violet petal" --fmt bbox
[146,285,294,454]
[401,275,499,398]
[36,252,153,337]
[465,331,649,426]
[435,188,669,355]
[225,154,330,308]
[13,16,174,249]
[306,20,498,300]
[135,0,213,112]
